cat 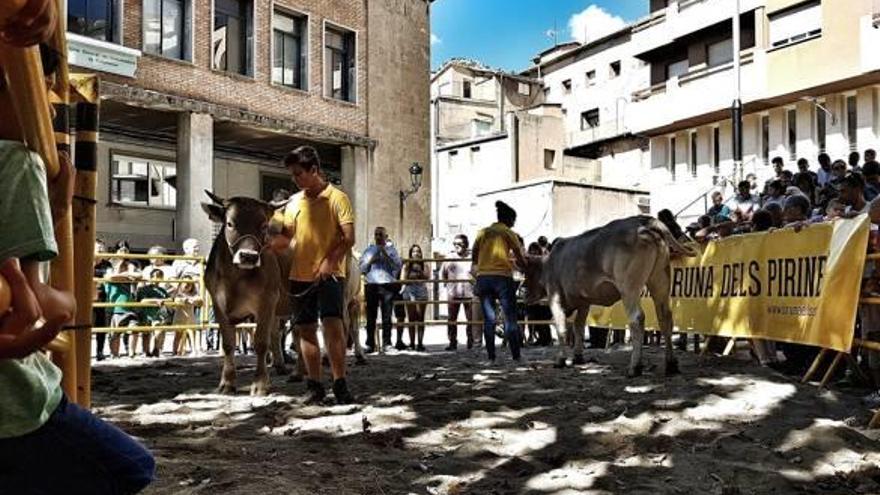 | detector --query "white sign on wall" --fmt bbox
[67,33,141,78]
